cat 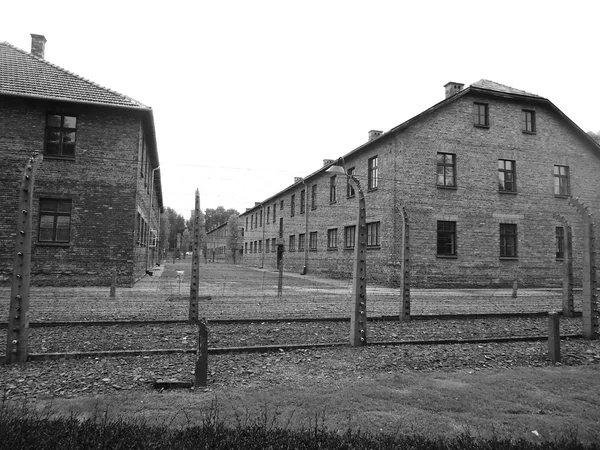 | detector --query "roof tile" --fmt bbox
[0,41,148,109]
